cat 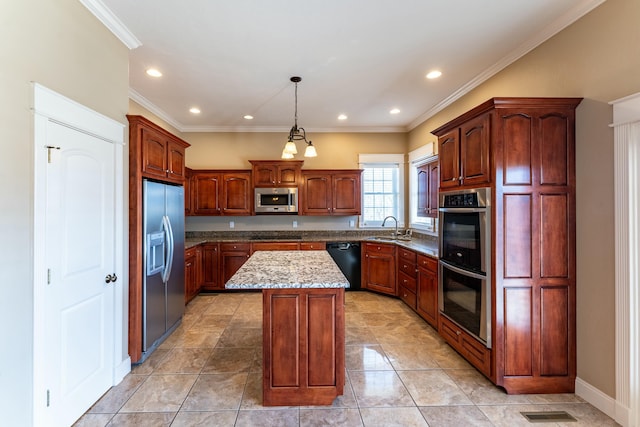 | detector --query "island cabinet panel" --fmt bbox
[263,288,345,406]
[362,243,397,296]
[433,97,581,394]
